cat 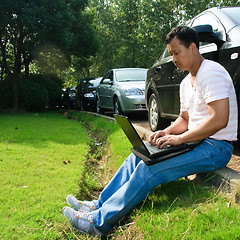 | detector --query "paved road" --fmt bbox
[103,111,150,130]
